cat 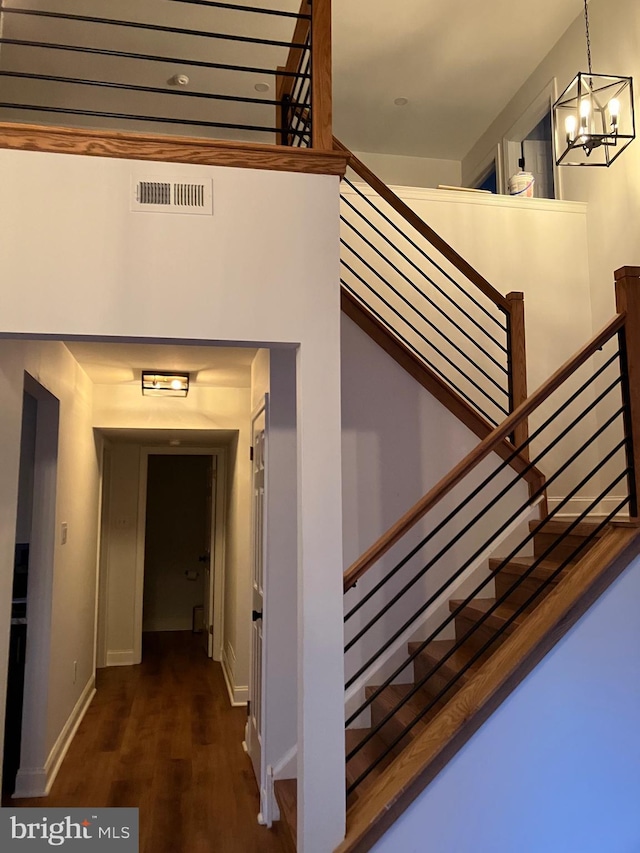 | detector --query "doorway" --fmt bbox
[142,454,213,650]
[134,447,225,665]
[4,375,60,800]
